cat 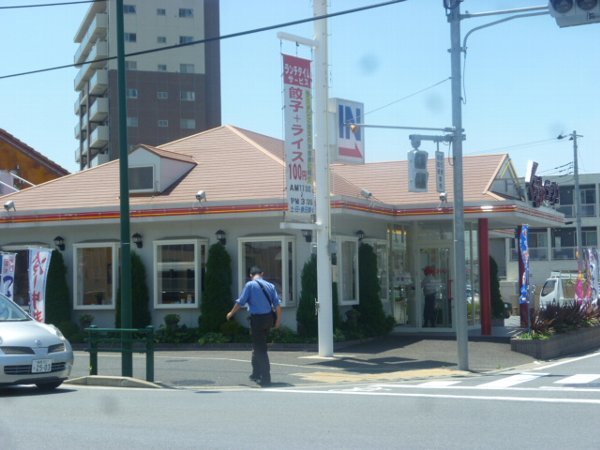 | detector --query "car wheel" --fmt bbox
[35,381,63,391]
